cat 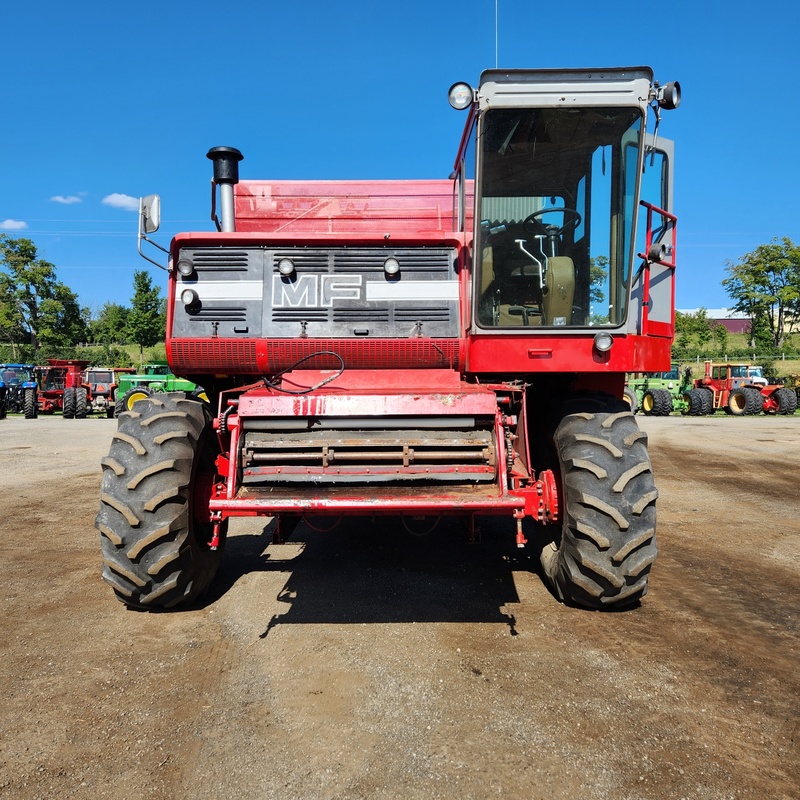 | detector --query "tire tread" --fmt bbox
[541,398,658,609]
